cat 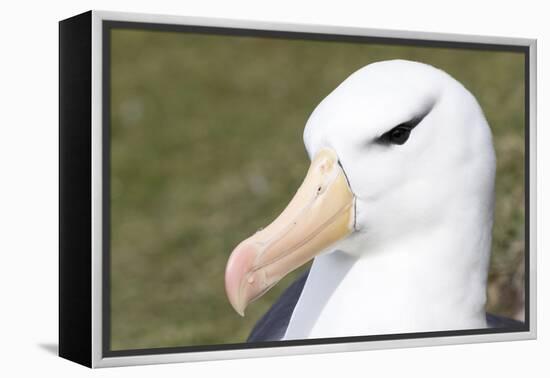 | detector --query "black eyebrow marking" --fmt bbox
[375,101,436,145]
[397,100,436,131]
